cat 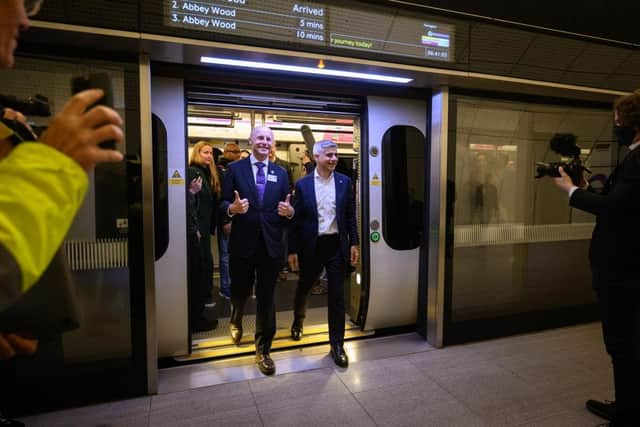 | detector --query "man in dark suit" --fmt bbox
[554,89,640,426]
[288,140,359,367]
[220,126,294,376]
